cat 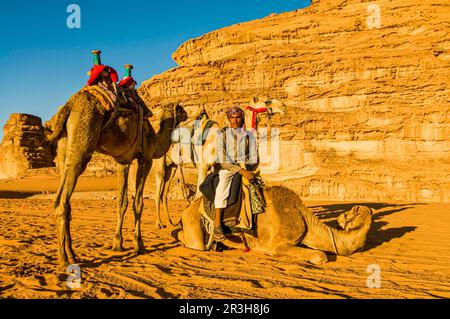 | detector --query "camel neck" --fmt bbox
[151,113,176,159]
